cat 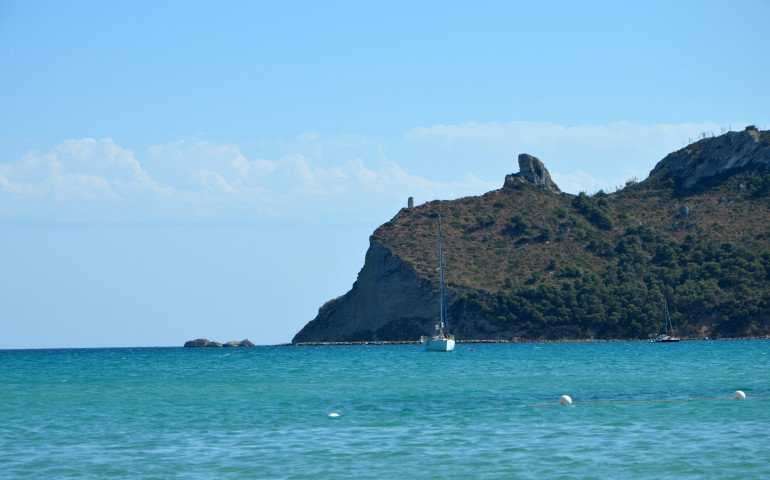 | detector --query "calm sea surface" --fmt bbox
[2,341,769,479]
